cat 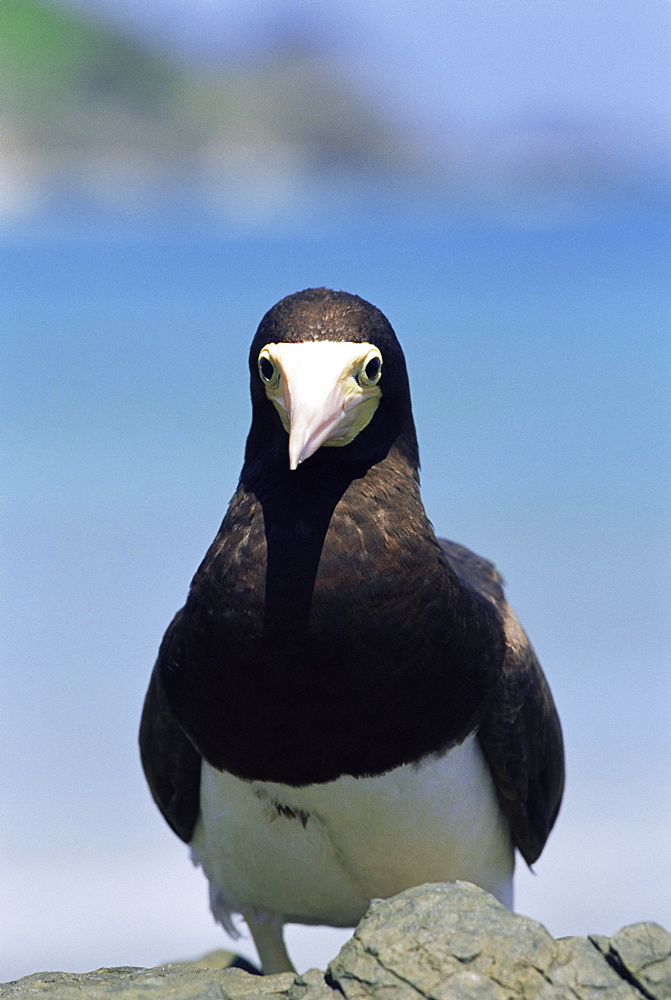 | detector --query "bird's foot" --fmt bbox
[243,908,296,975]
